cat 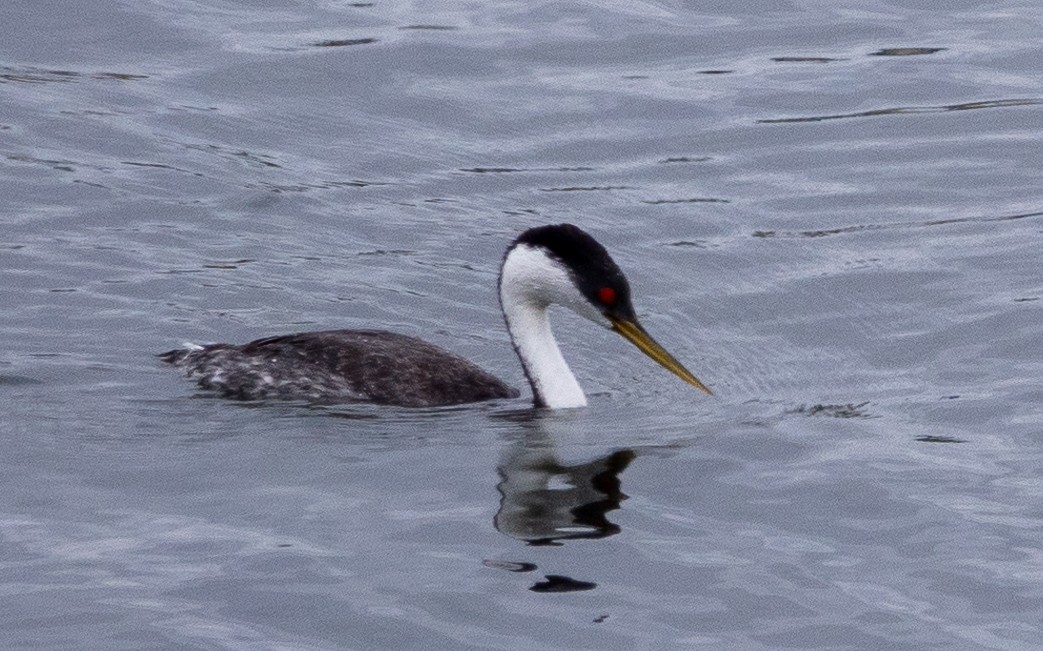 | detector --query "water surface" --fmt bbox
[2,1,1042,648]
